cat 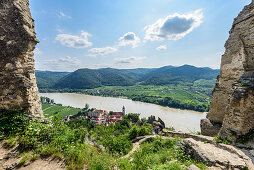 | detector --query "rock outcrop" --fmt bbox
[201,1,254,141]
[0,0,43,117]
